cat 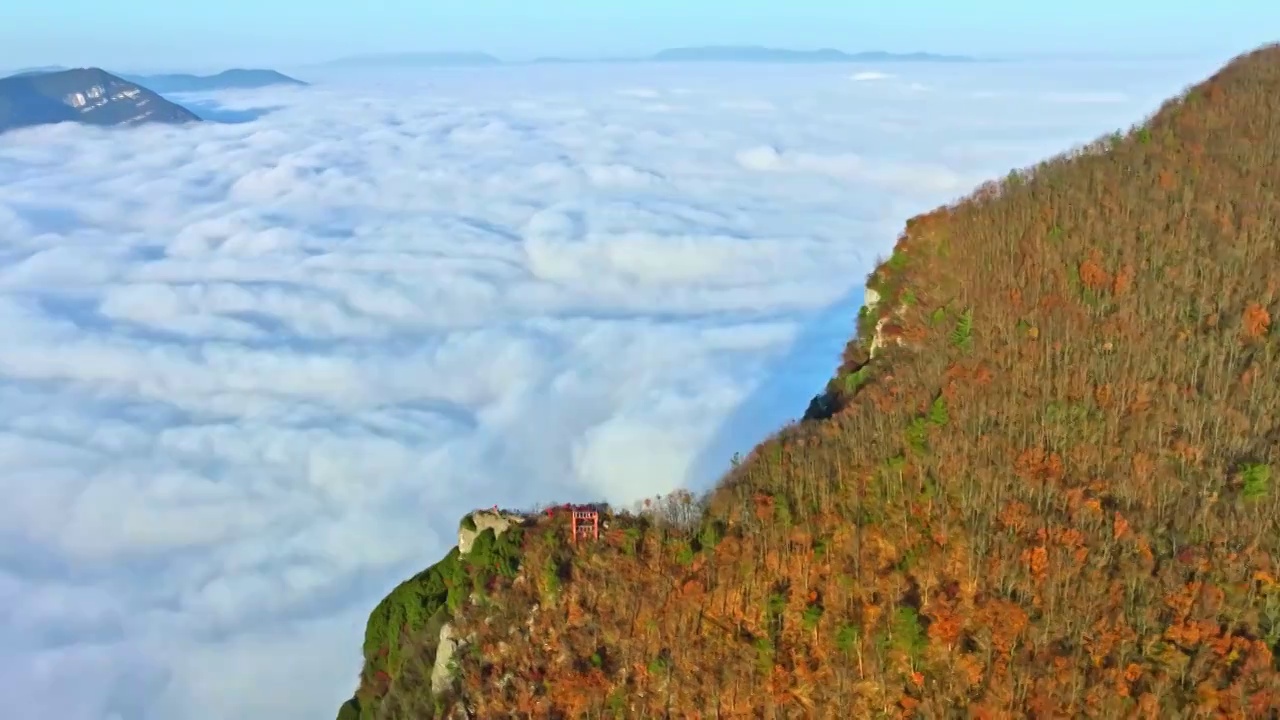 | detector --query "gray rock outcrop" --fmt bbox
[431,622,461,695]
[457,509,520,555]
